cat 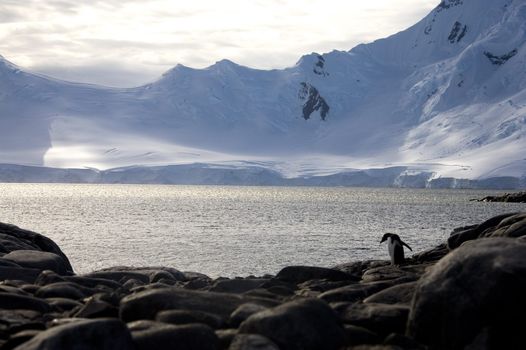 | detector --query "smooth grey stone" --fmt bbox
[209,278,267,294]
[485,213,526,238]
[13,318,133,350]
[334,302,409,336]
[447,213,517,249]
[343,324,381,346]
[319,278,413,303]
[45,298,82,312]
[35,282,91,300]
[363,282,417,305]
[0,267,41,284]
[229,303,268,328]
[120,287,278,322]
[239,298,345,350]
[408,237,526,349]
[216,329,237,349]
[0,293,51,313]
[131,322,219,350]
[156,309,225,329]
[332,260,390,279]
[228,334,279,350]
[3,330,41,350]
[3,251,71,275]
[275,265,358,284]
